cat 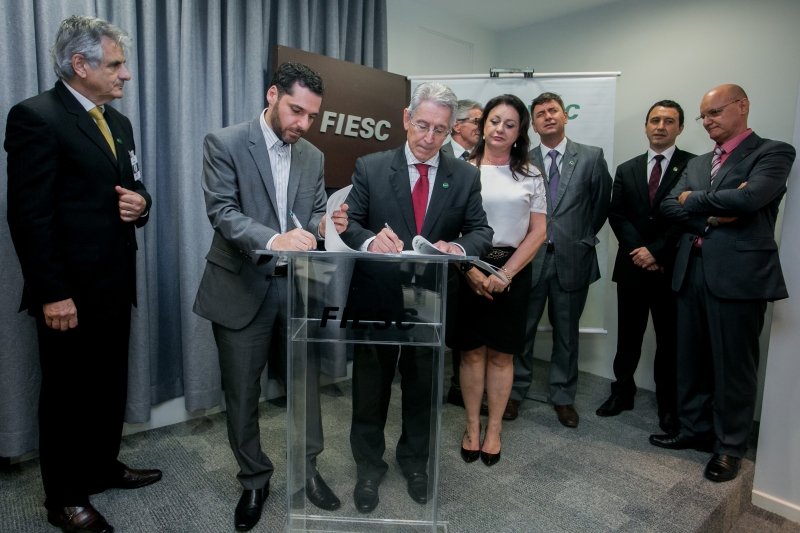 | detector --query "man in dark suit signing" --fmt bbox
[341,82,492,513]
[510,92,612,426]
[5,16,159,533]
[652,84,795,482]
[193,62,347,531]
[596,100,695,434]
